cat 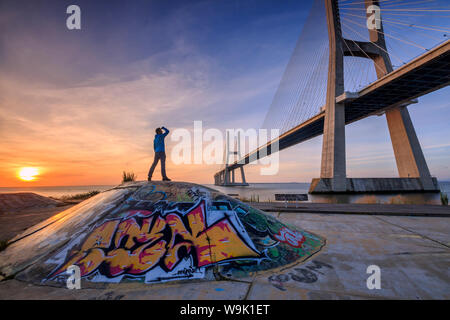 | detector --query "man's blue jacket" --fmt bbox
[154,127,169,152]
